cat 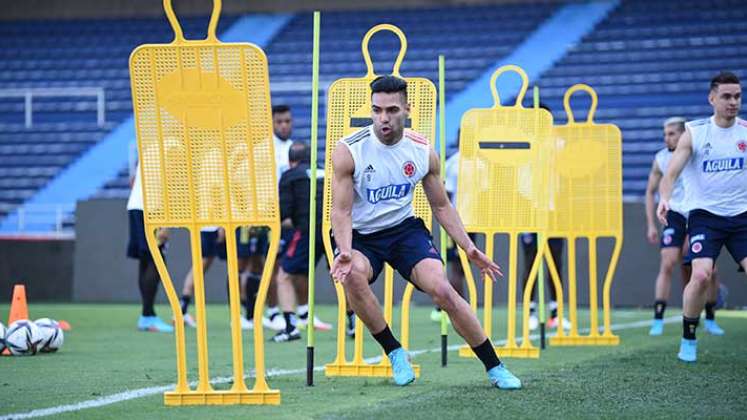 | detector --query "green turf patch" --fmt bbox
[0,304,744,419]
